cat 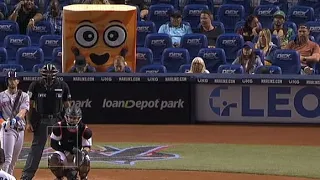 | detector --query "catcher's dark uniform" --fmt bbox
[49,120,92,180]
